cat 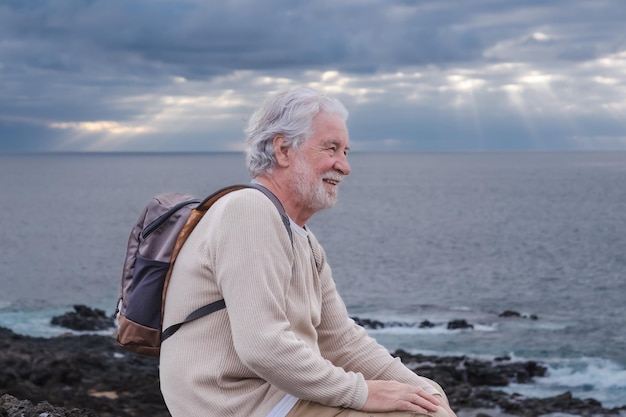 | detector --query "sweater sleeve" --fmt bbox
[309,232,441,396]
[211,190,368,409]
